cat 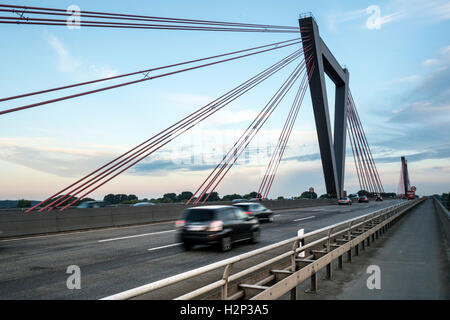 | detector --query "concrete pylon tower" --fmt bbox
[299,14,349,198]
